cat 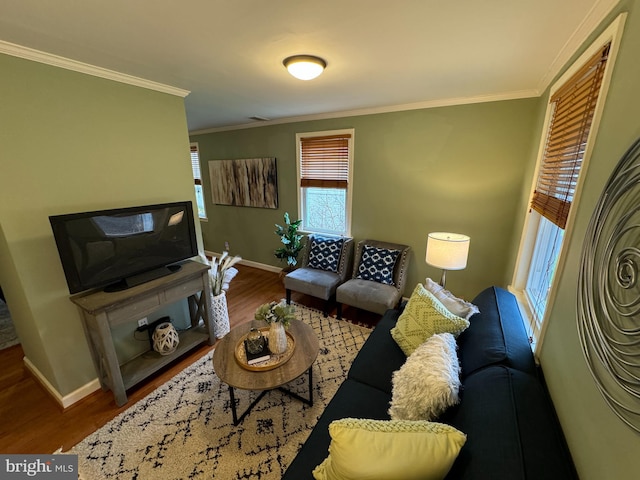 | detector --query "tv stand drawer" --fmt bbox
[106,293,161,326]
